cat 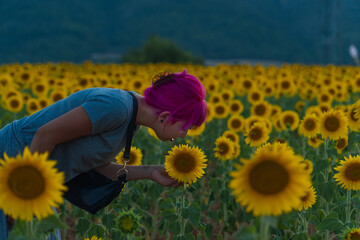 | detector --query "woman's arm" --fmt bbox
[30,106,92,154]
[95,162,183,187]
